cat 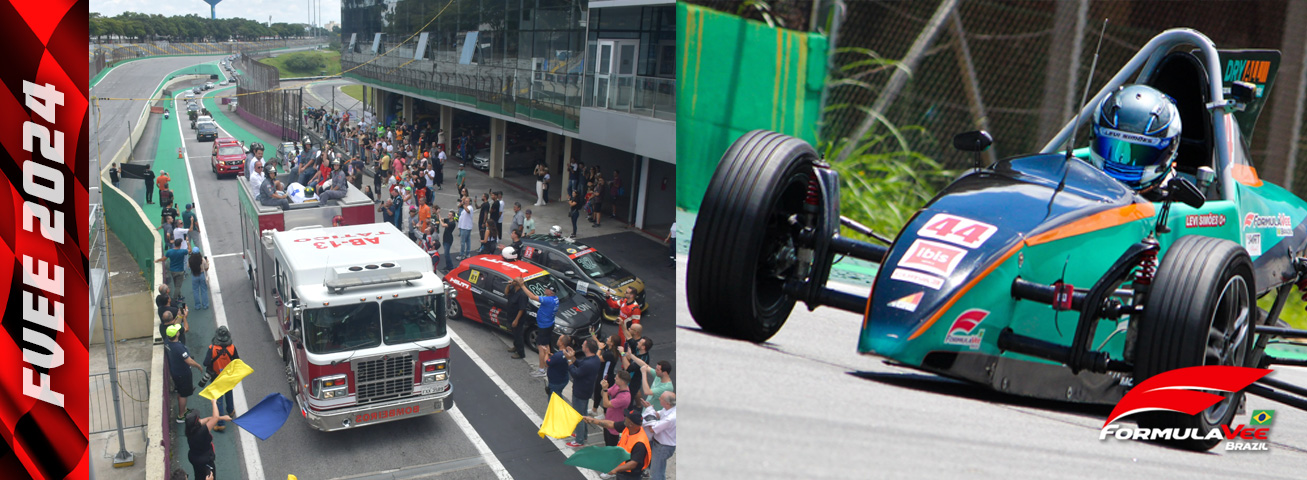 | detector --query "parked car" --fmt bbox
[470,145,541,173]
[444,252,602,348]
[211,137,245,176]
[513,233,648,322]
[204,82,214,90]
